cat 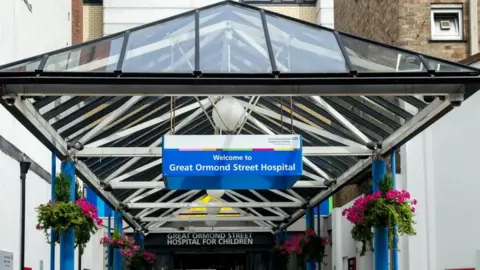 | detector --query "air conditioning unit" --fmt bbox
[440,20,451,30]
